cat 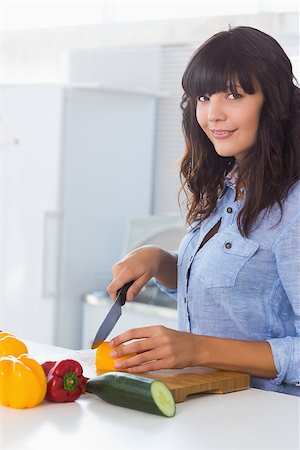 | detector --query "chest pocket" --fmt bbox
[199,231,259,288]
